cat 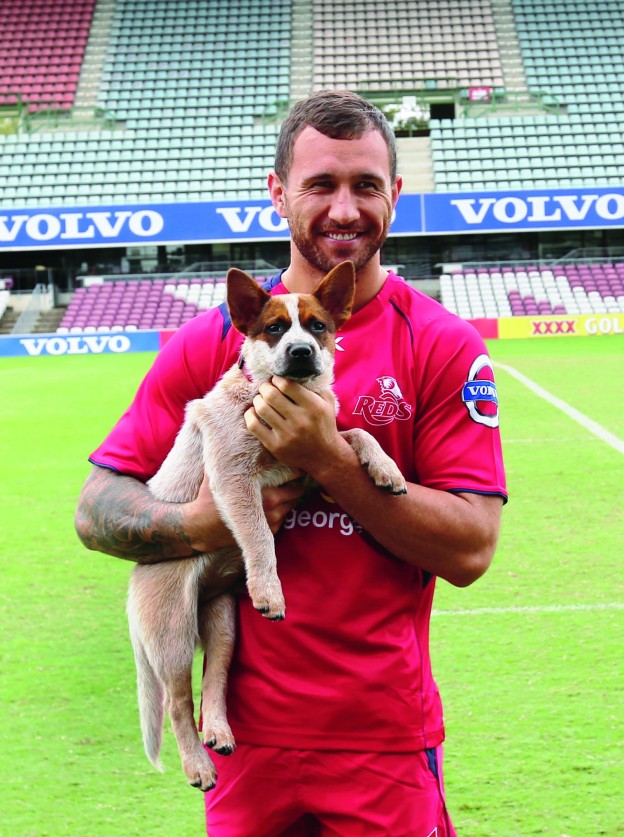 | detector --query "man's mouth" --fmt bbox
[324,232,360,241]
